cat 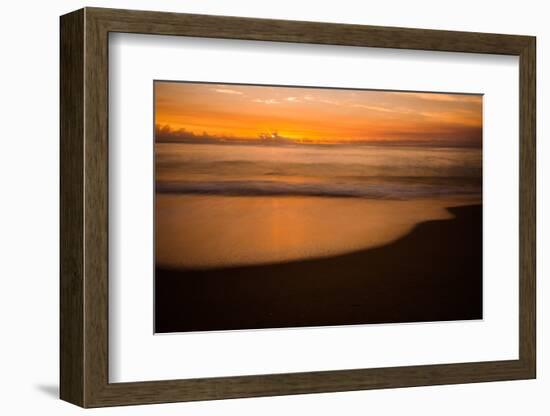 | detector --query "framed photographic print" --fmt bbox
[60,7,536,407]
